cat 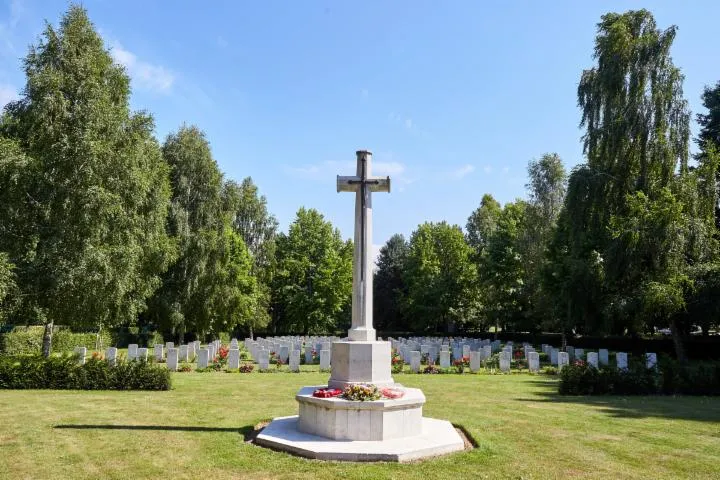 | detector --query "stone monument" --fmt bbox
[256,150,465,461]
